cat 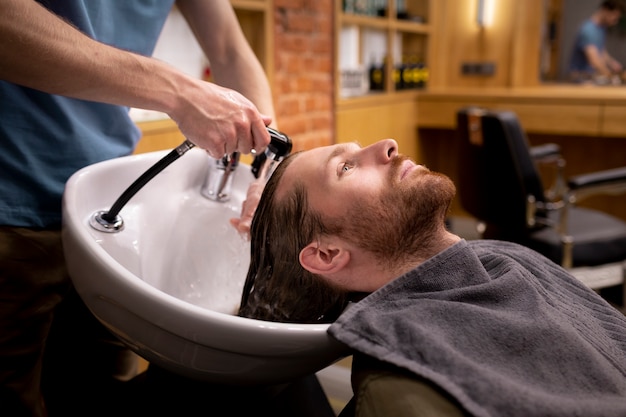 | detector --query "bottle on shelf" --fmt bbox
[398,55,412,90]
[396,0,408,19]
[414,58,428,89]
[369,57,385,91]
[344,0,389,16]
